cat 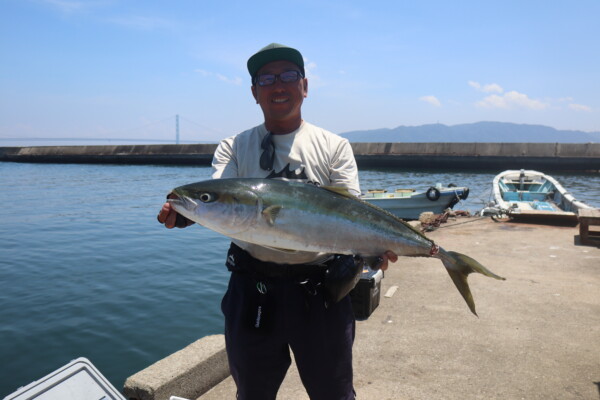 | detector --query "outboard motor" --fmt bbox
[519,169,525,191]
